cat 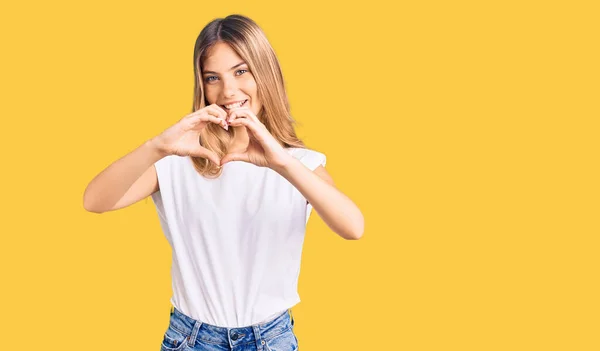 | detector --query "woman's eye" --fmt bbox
[204,70,247,83]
